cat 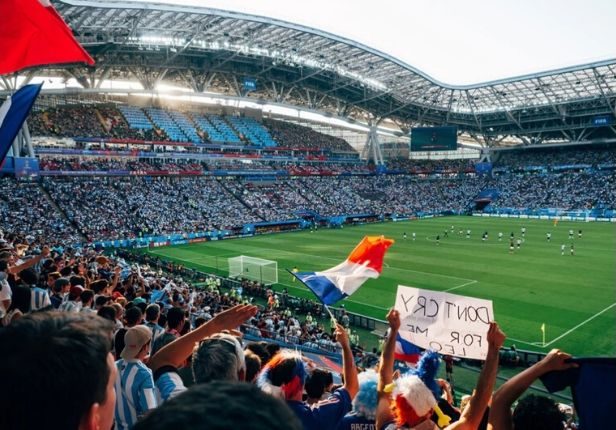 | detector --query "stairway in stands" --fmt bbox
[216,179,268,221]
[37,183,88,241]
